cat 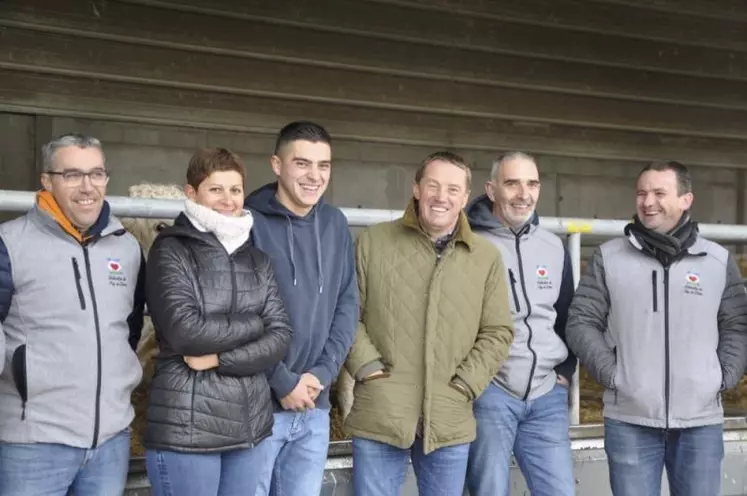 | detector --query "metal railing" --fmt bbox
[3,188,747,426]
